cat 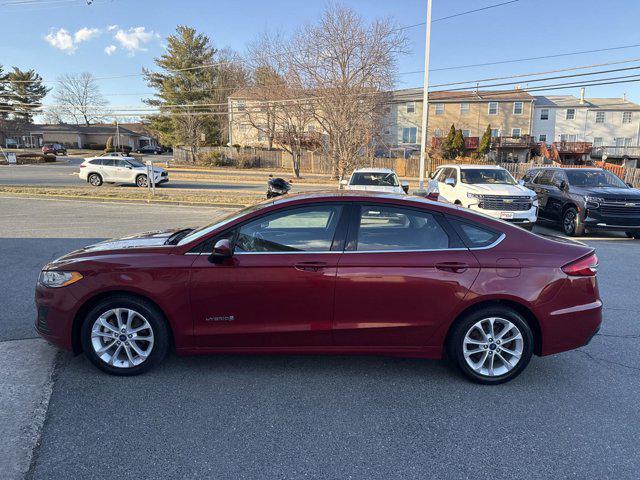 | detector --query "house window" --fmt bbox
[435,103,444,115]
[307,126,316,132]
[460,103,470,114]
[540,109,549,120]
[513,102,523,115]
[406,102,415,113]
[615,137,633,147]
[592,137,603,147]
[461,130,471,137]
[566,109,575,120]
[623,111,633,124]
[539,134,547,142]
[402,127,417,144]
[433,128,443,137]
[236,100,246,112]
[595,111,605,123]
[490,128,500,138]
[488,102,498,115]
[511,128,521,138]
[257,126,268,142]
